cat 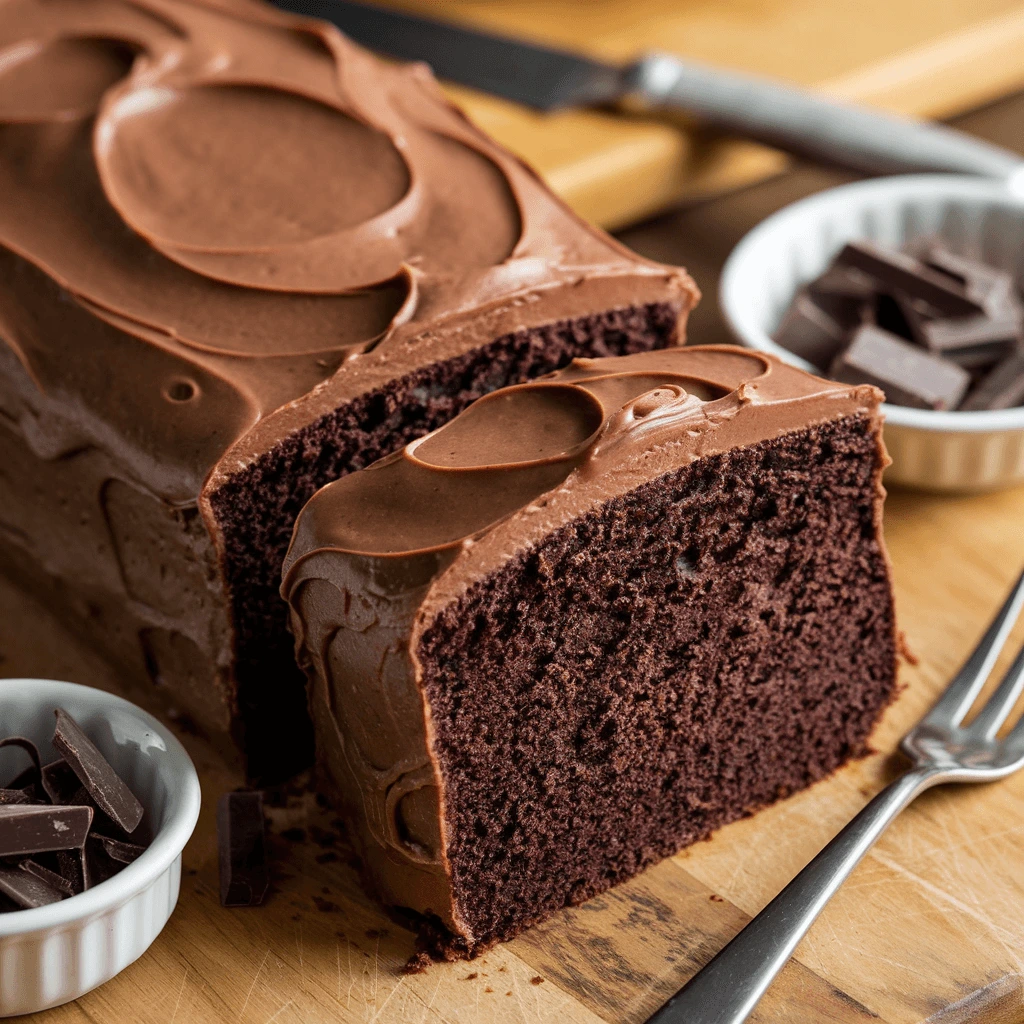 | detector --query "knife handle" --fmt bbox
[629,53,1024,184]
